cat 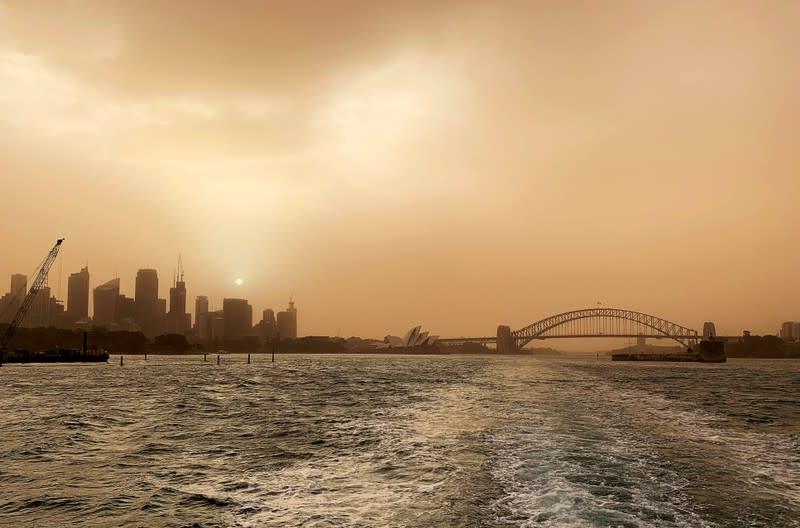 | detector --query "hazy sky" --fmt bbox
[1,0,798,341]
